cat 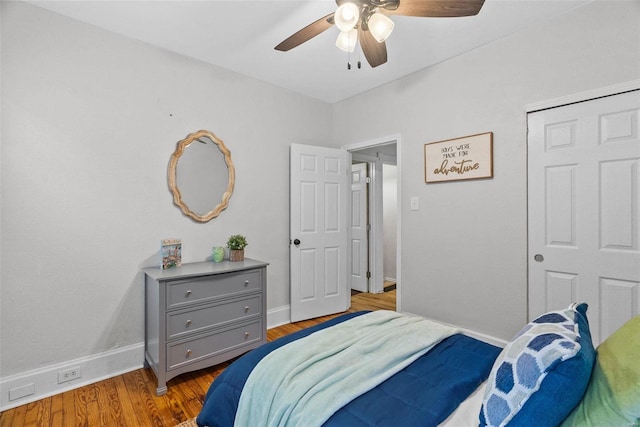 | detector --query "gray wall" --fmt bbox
[332,1,640,339]
[1,1,331,377]
[1,0,638,397]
